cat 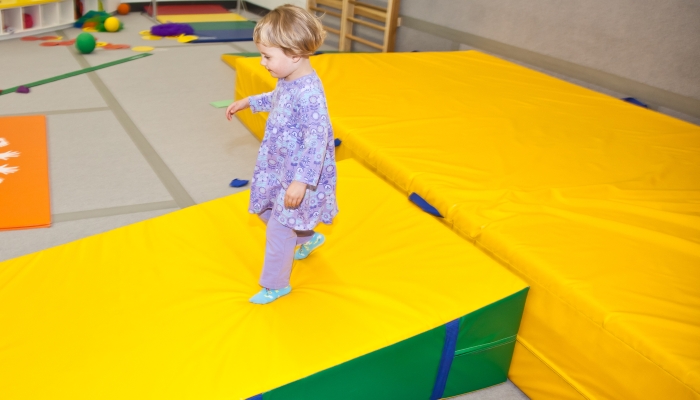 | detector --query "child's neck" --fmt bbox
[284,58,313,81]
